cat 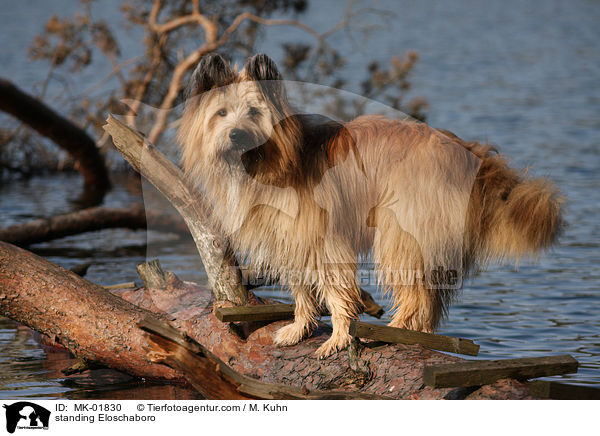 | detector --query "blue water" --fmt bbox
[1,0,599,398]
